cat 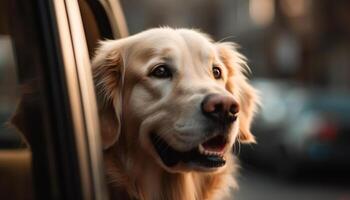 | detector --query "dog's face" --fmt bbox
[93,28,258,173]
